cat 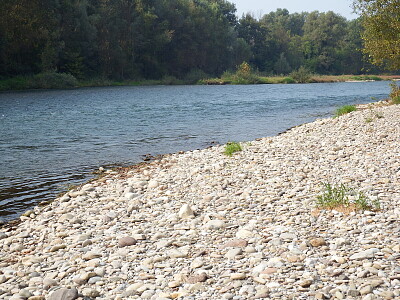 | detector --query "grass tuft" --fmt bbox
[335,105,357,117]
[224,142,242,157]
[315,183,380,212]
